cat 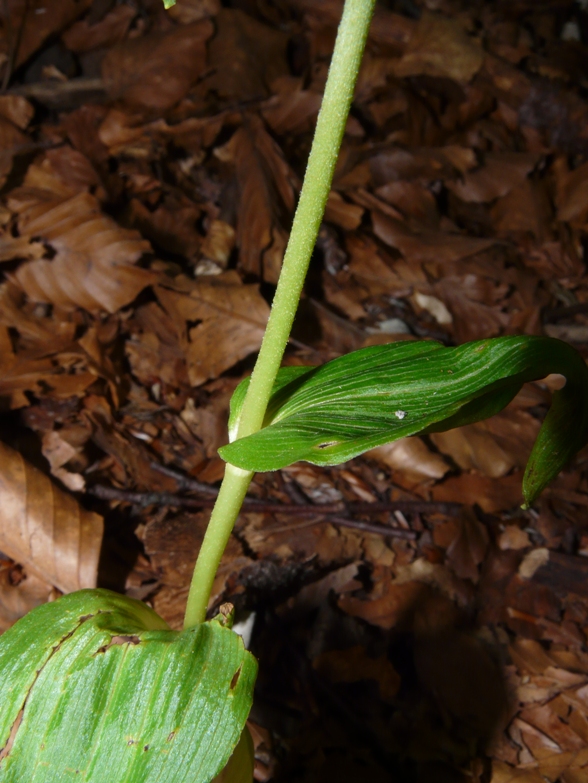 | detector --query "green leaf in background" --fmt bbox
[220,336,588,506]
[0,589,256,783]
